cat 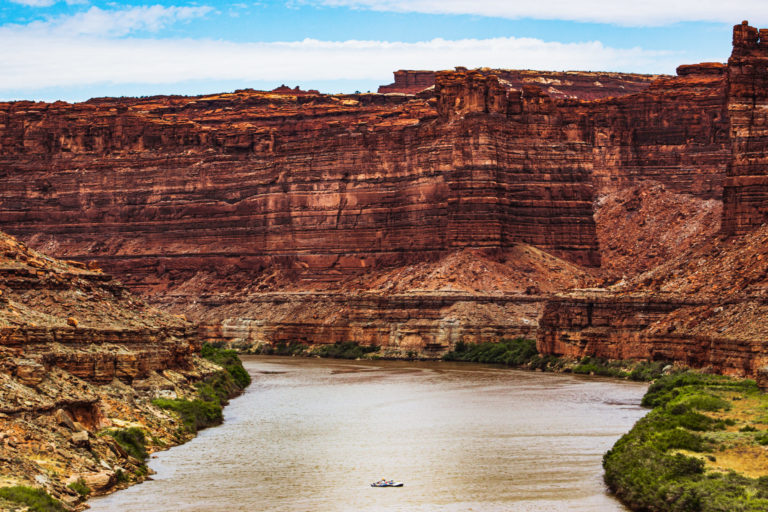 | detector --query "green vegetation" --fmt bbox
[153,343,250,434]
[104,427,148,461]
[152,397,222,433]
[66,478,90,498]
[201,343,251,389]
[253,340,381,359]
[311,341,379,359]
[441,339,668,381]
[254,340,307,356]
[442,338,546,366]
[572,357,668,381]
[0,486,65,512]
[604,371,768,511]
